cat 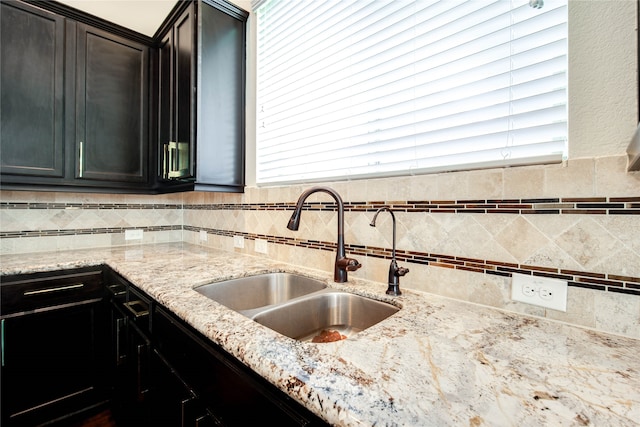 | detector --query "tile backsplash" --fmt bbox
[1,155,639,338]
[0,192,184,253]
